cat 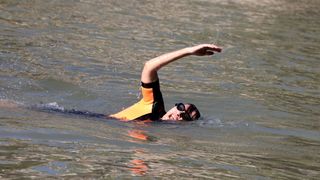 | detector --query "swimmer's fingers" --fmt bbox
[188,44,222,56]
[204,44,222,52]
